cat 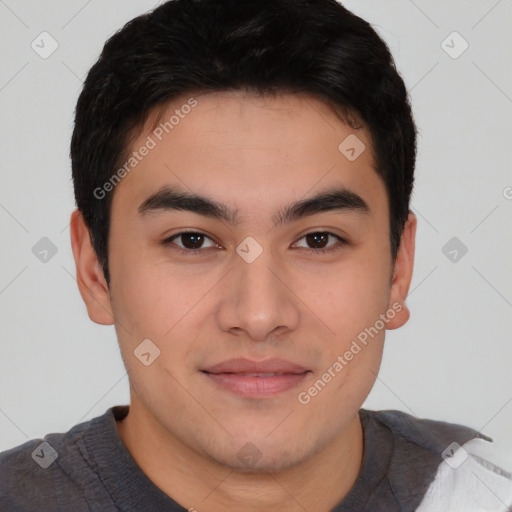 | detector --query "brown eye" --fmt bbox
[305,232,329,249]
[164,231,218,253]
[294,231,347,253]
[177,233,205,249]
